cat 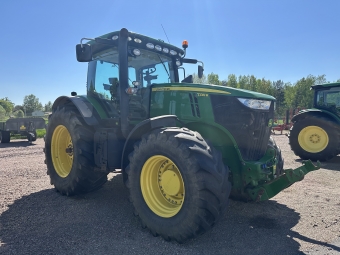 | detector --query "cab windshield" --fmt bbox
[89,47,175,99]
[128,48,175,87]
[316,87,340,115]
